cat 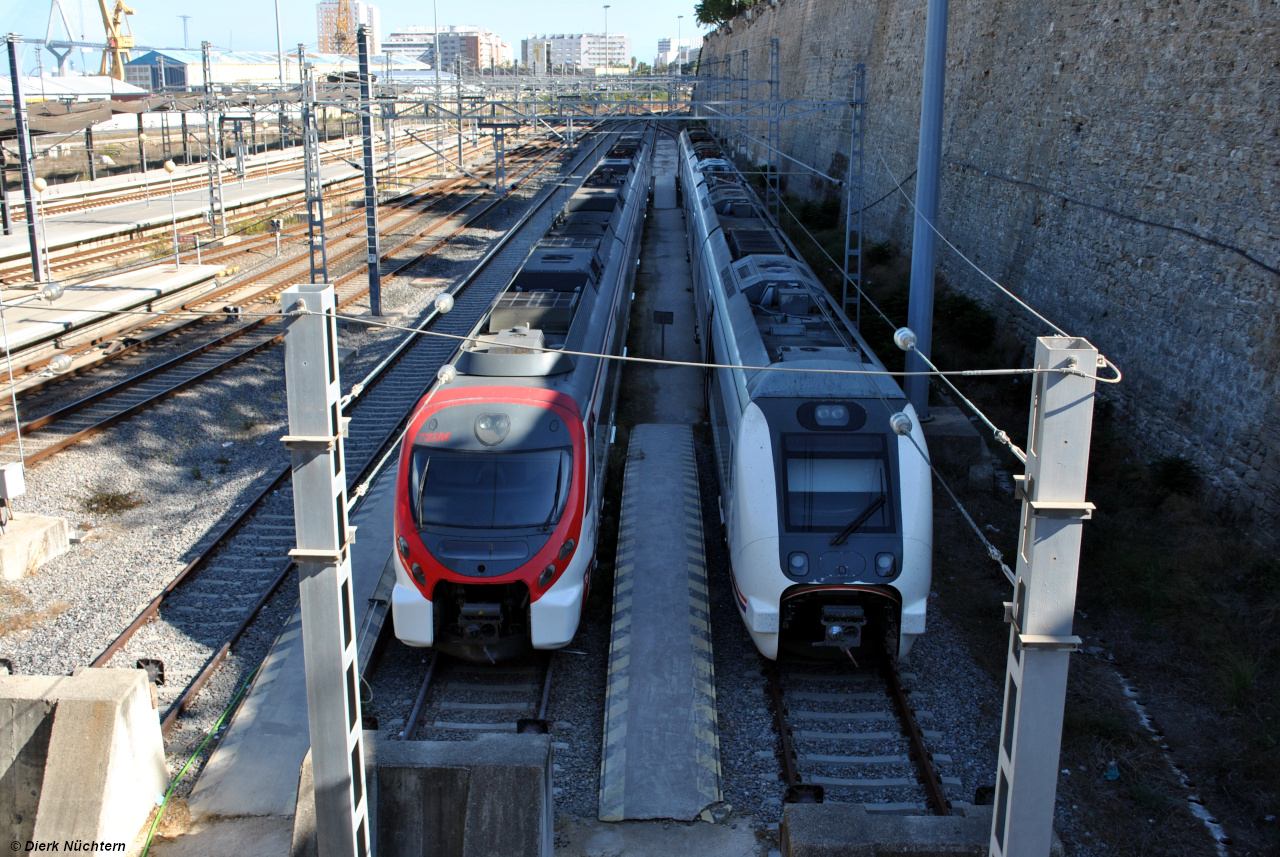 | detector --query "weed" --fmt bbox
[214,455,231,466]
[1063,704,1130,742]
[1128,781,1171,813]
[1221,652,1259,708]
[81,488,142,515]
[1149,454,1202,496]
[865,240,893,266]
